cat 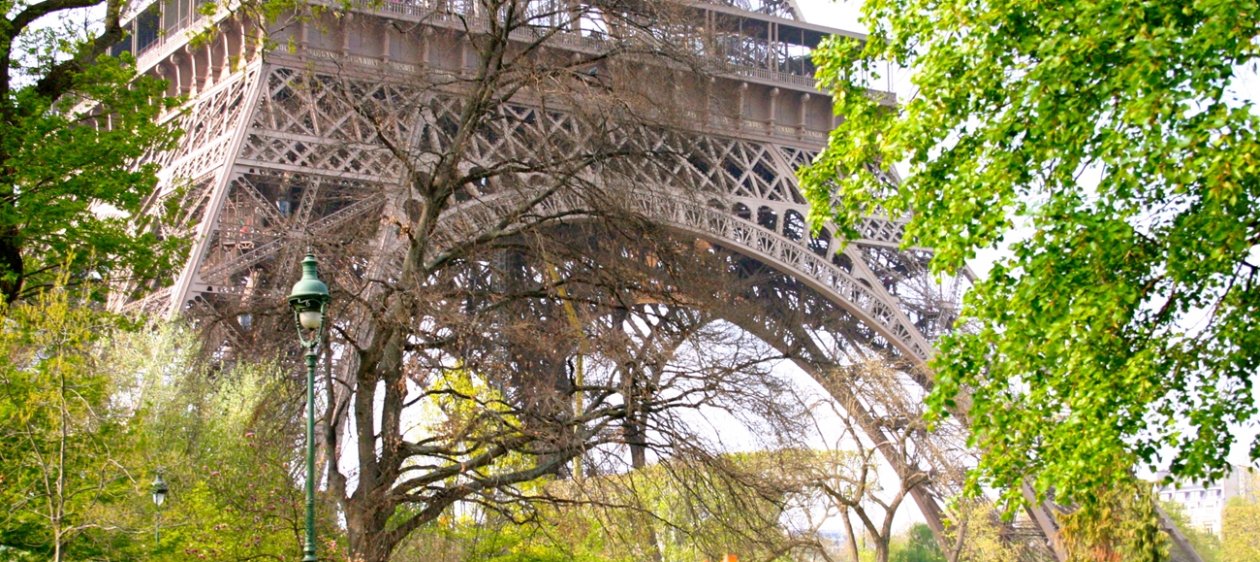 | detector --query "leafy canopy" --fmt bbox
[1220,471,1260,562]
[800,0,1260,510]
[891,523,945,562]
[1,0,184,303]
[0,300,338,560]
[1224,494,1260,562]
[0,285,130,559]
